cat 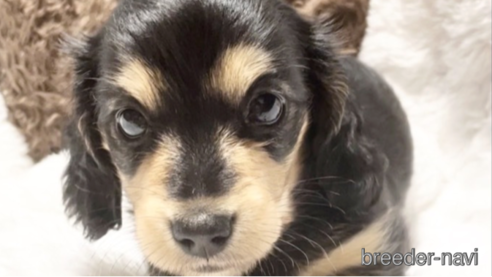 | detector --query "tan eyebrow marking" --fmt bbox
[110,58,166,111]
[209,44,274,103]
